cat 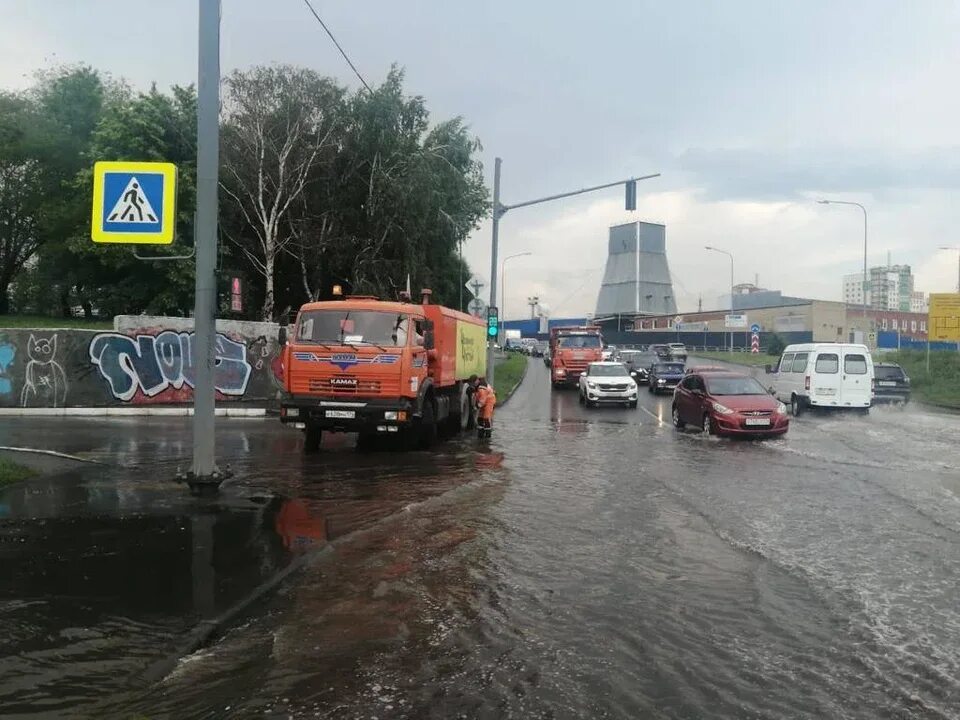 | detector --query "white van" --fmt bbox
[766,343,874,415]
